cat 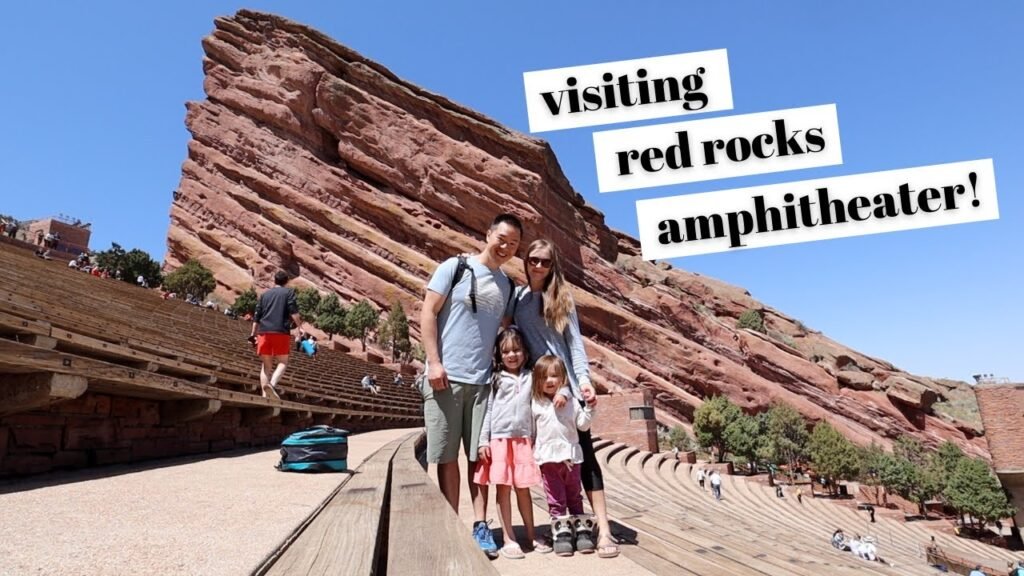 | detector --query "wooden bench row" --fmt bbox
[257,432,498,576]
